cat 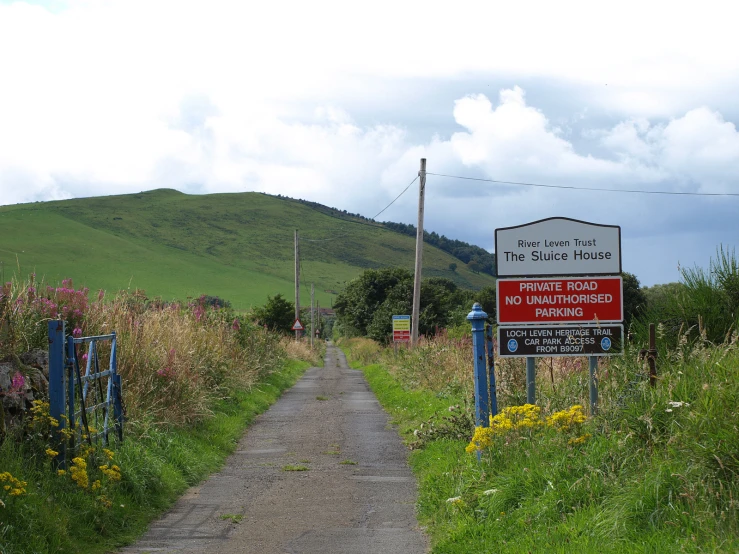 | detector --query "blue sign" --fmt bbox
[601,337,612,351]
[507,338,518,353]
